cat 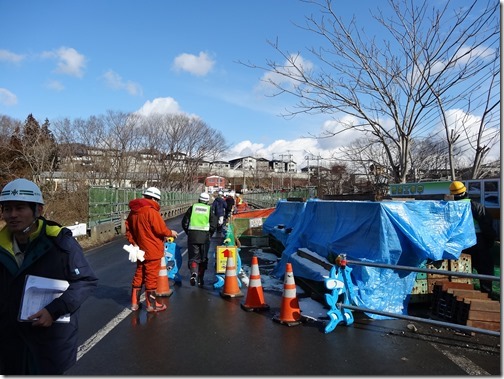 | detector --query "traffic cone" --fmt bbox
[156,257,173,297]
[220,255,244,298]
[241,256,269,312]
[273,263,303,326]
